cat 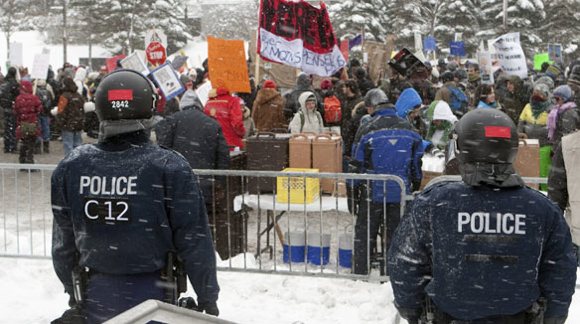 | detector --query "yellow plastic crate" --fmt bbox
[276,168,320,204]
